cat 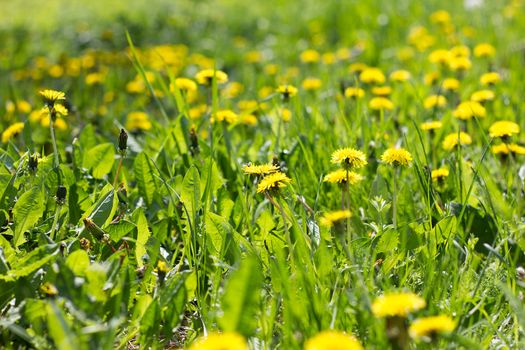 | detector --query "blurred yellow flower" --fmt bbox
[212,109,238,124]
[126,111,152,131]
[304,330,363,350]
[480,72,501,85]
[360,67,386,84]
[195,69,228,85]
[39,89,65,106]
[442,78,460,91]
[424,95,447,109]
[489,121,520,138]
[442,132,472,150]
[188,332,248,350]
[369,97,394,111]
[300,49,321,63]
[344,87,365,99]
[453,101,486,120]
[302,78,322,91]
[474,43,496,58]
[276,84,298,99]
[2,122,24,143]
[372,292,426,318]
[323,169,364,184]
[390,70,411,82]
[420,120,443,131]
[409,315,456,340]
[371,86,392,96]
[242,163,279,176]
[431,168,450,181]
[257,172,291,193]
[471,89,495,102]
